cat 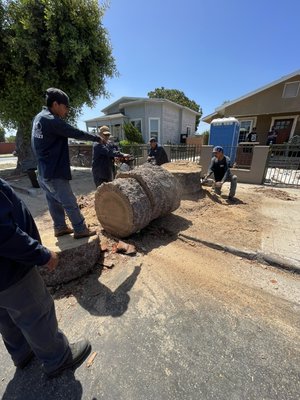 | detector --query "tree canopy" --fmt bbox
[148,87,202,130]
[0,0,117,150]
[123,122,144,144]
